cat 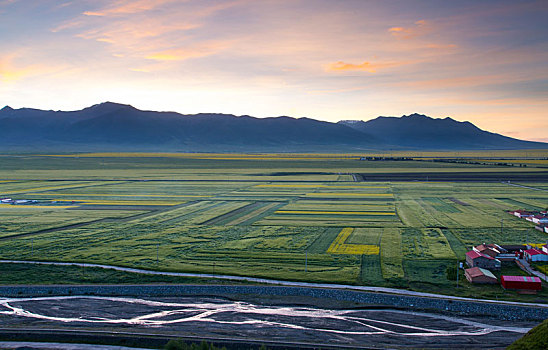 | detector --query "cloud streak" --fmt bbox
[0,54,40,82]
[326,60,410,73]
[82,0,180,17]
[389,20,430,39]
